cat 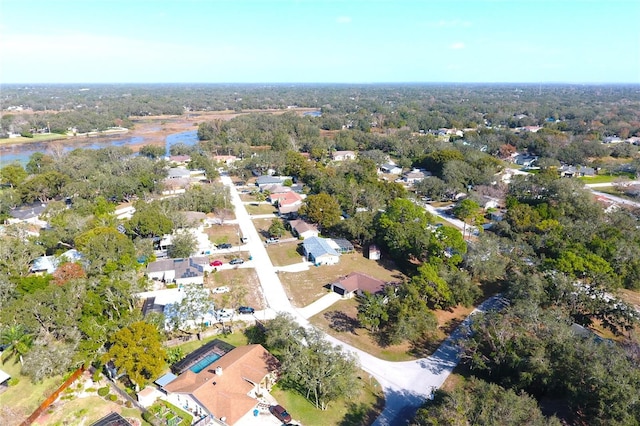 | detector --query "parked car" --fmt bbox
[217,243,232,249]
[265,237,280,244]
[269,405,292,423]
[238,306,255,314]
[212,286,230,294]
[229,258,244,265]
[210,260,223,267]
